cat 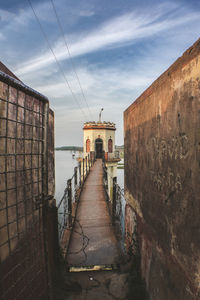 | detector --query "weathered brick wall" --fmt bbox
[124,39,200,300]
